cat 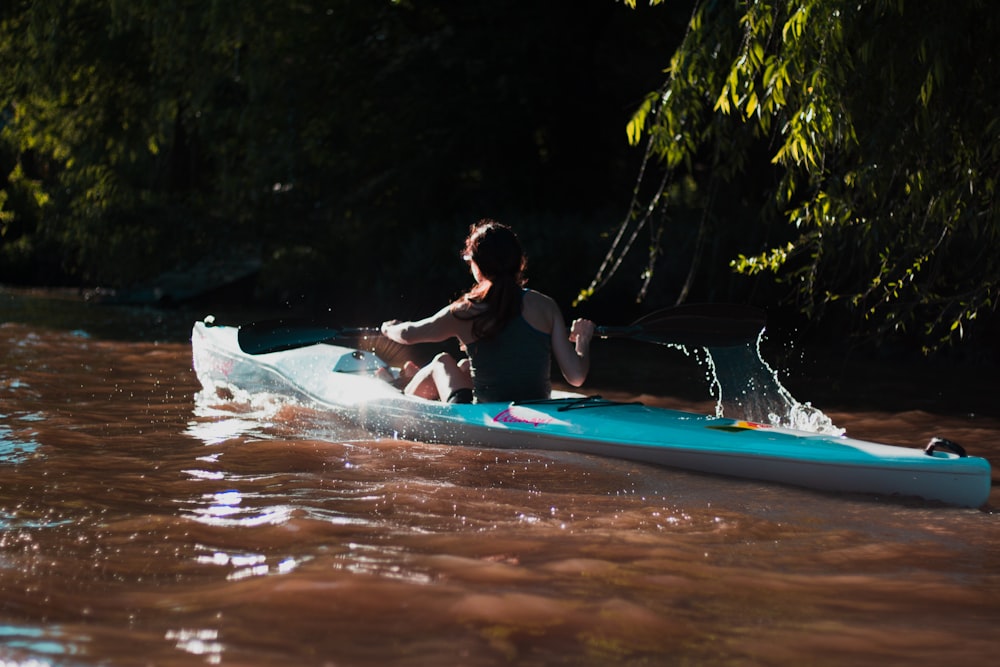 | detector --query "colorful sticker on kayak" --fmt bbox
[220,359,235,377]
[202,356,234,378]
[706,420,772,433]
[492,407,555,428]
